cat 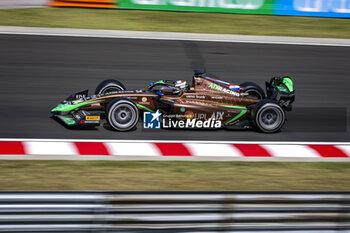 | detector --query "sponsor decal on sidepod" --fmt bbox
[143,110,222,129]
[208,83,240,96]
